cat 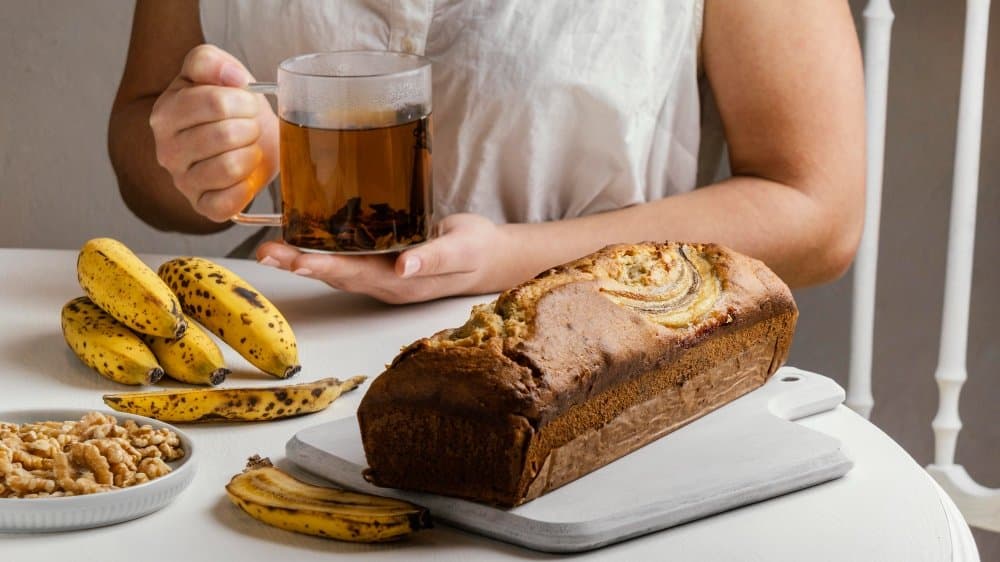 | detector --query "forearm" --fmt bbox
[108,95,230,234]
[501,176,856,289]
